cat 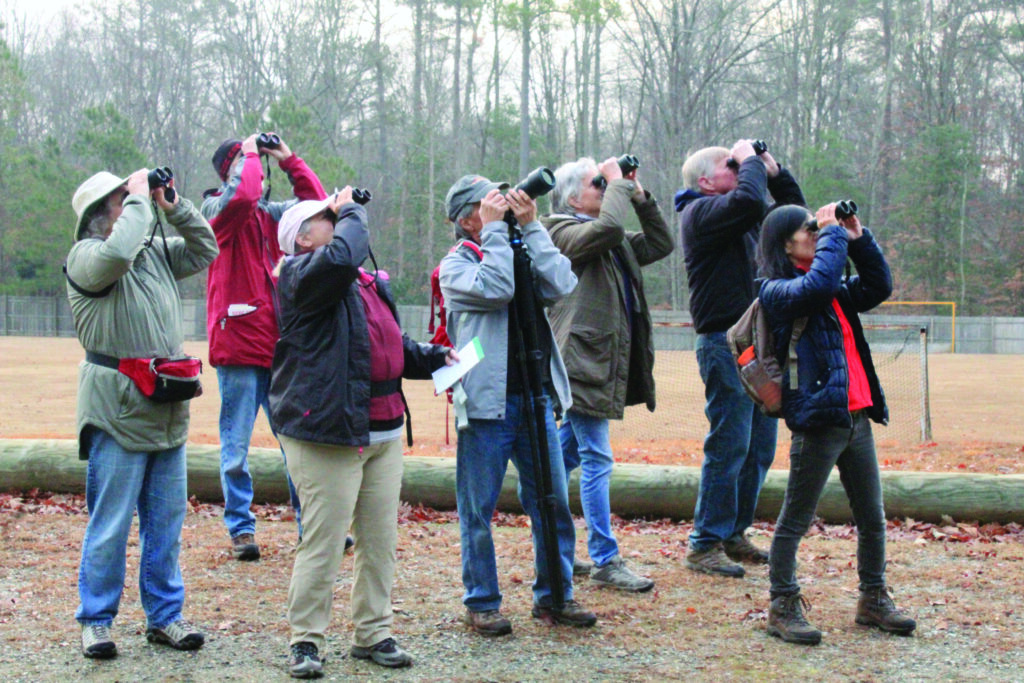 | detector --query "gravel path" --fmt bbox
[3,500,1024,681]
